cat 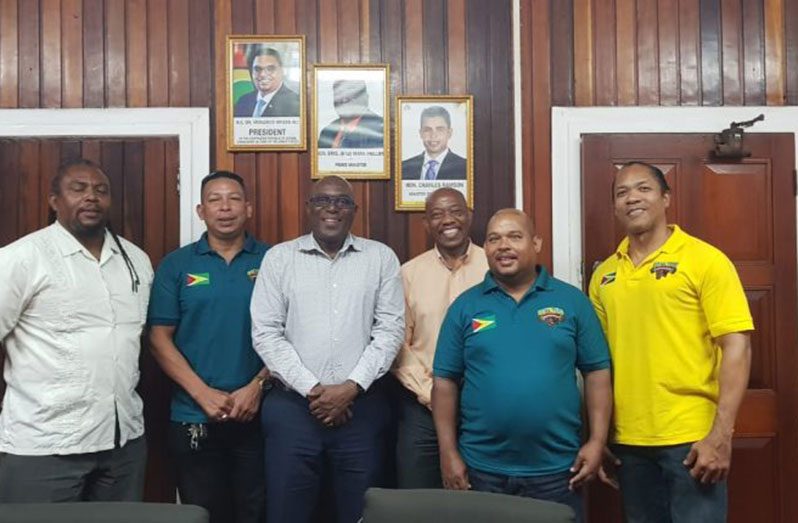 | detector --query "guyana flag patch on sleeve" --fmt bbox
[471,314,497,333]
[186,273,210,287]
